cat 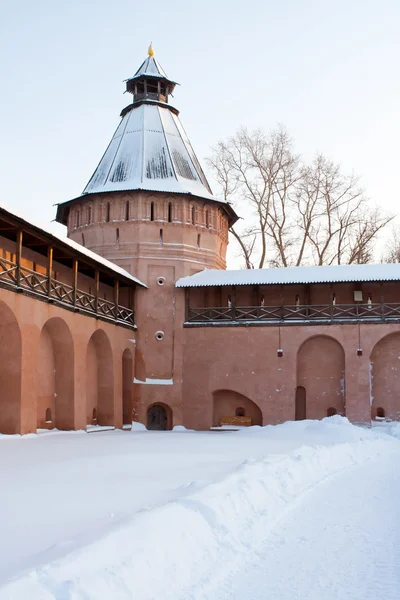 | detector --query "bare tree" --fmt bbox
[382,227,400,263]
[207,126,393,268]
